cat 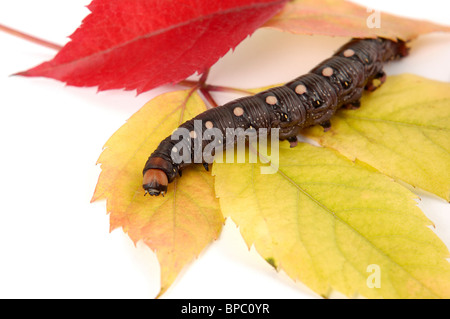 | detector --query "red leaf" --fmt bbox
[17,0,288,94]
